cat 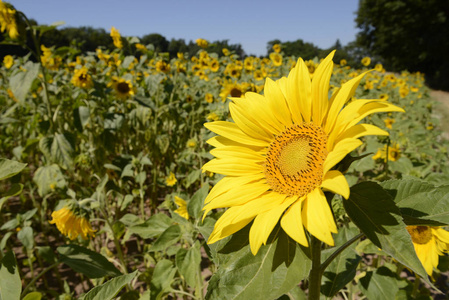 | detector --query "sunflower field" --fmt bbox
[1,3,449,300]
